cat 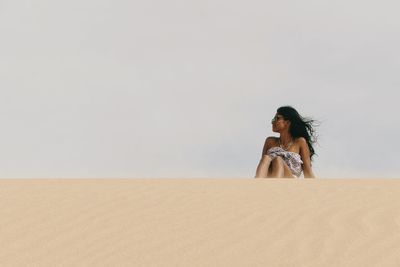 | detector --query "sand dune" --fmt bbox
[1,178,400,266]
